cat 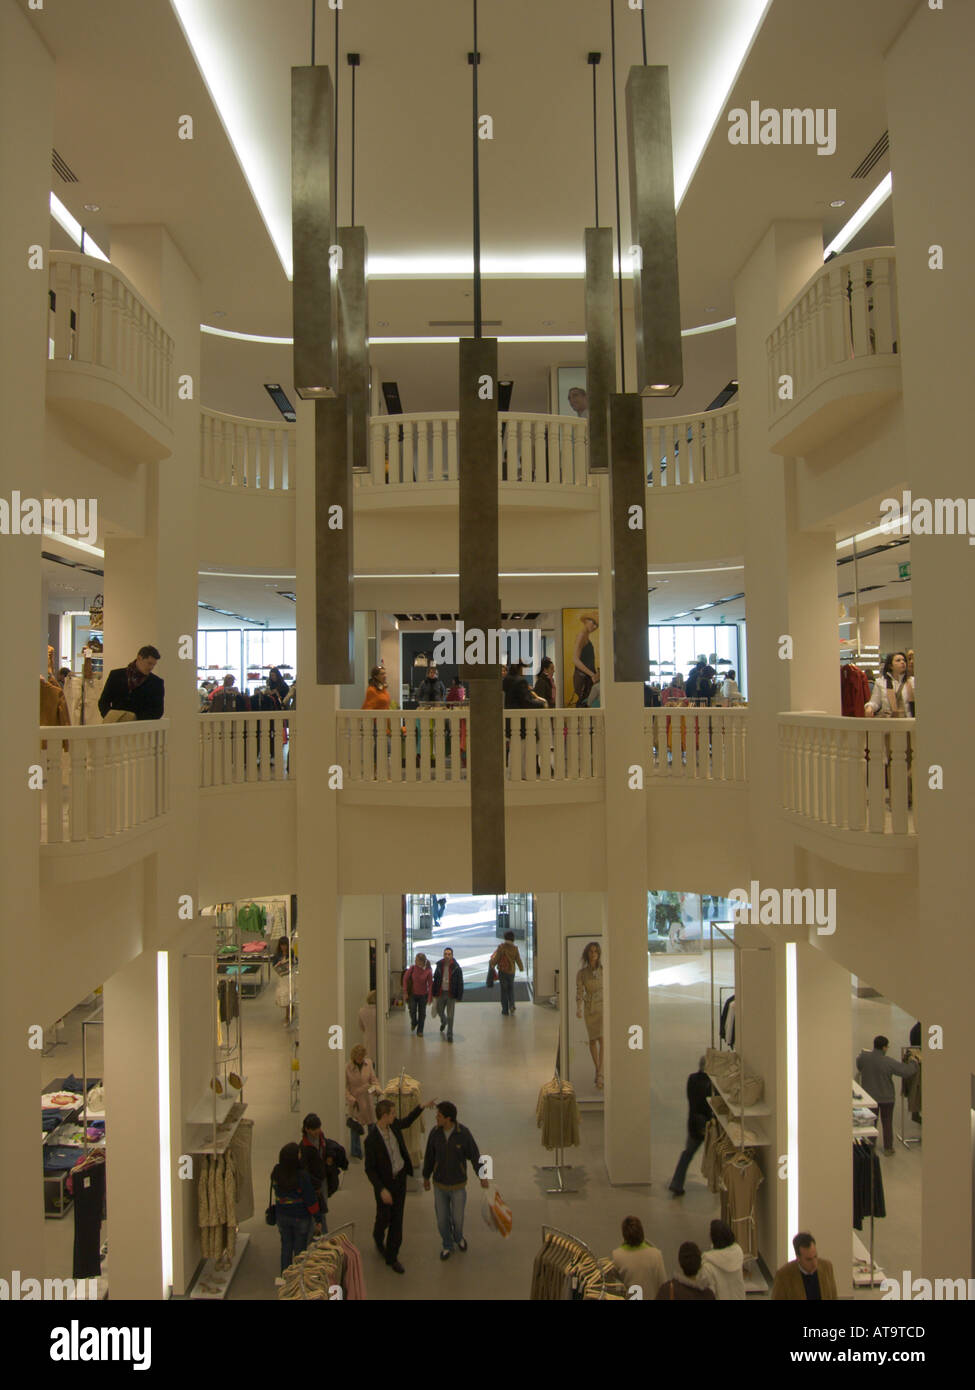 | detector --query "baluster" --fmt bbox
[864,725,884,831]
[848,259,869,358]
[432,417,444,480]
[532,419,545,485]
[889,725,909,833]
[52,260,72,361]
[434,716,447,782]
[86,736,106,839]
[446,417,458,481]
[389,420,401,484]
[870,258,895,355]
[41,739,60,845]
[370,418,385,487]
[75,262,96,364]
[67,736,87,841]
[574,420,587,485]
[416,418,429,482]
